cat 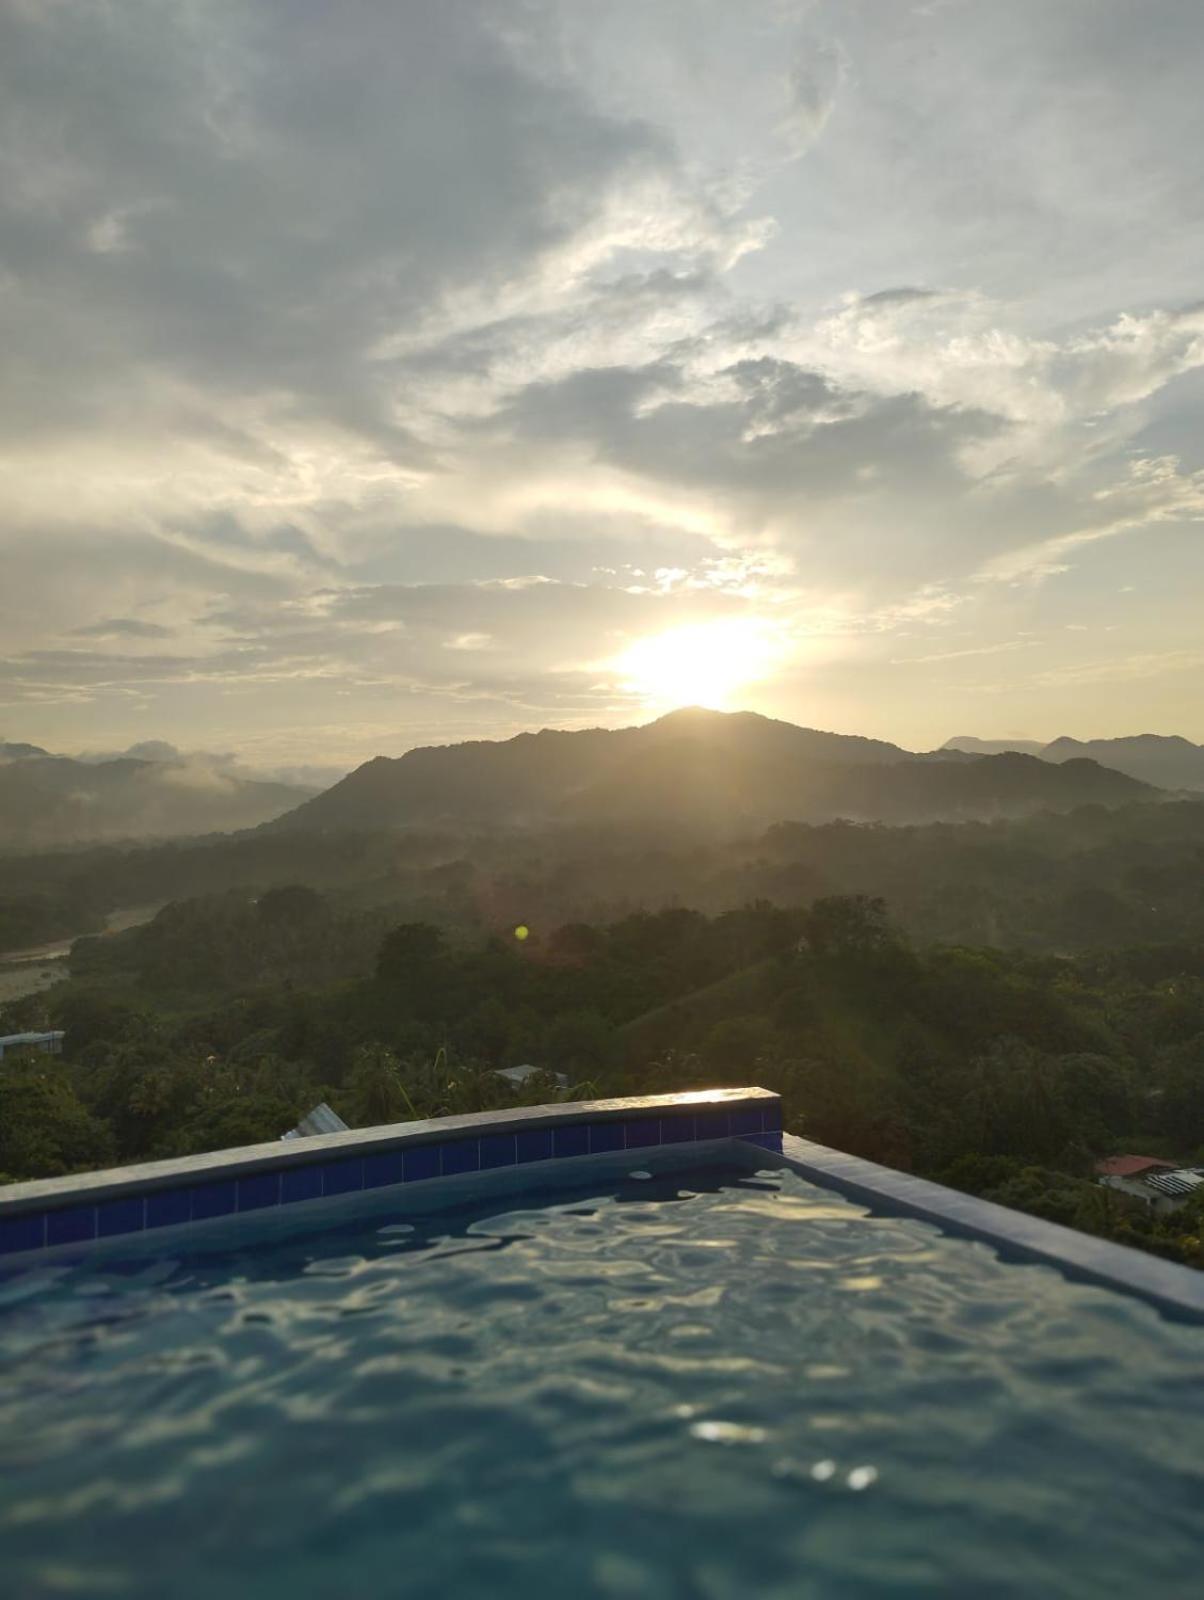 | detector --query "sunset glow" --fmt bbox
[614,618,784,710]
